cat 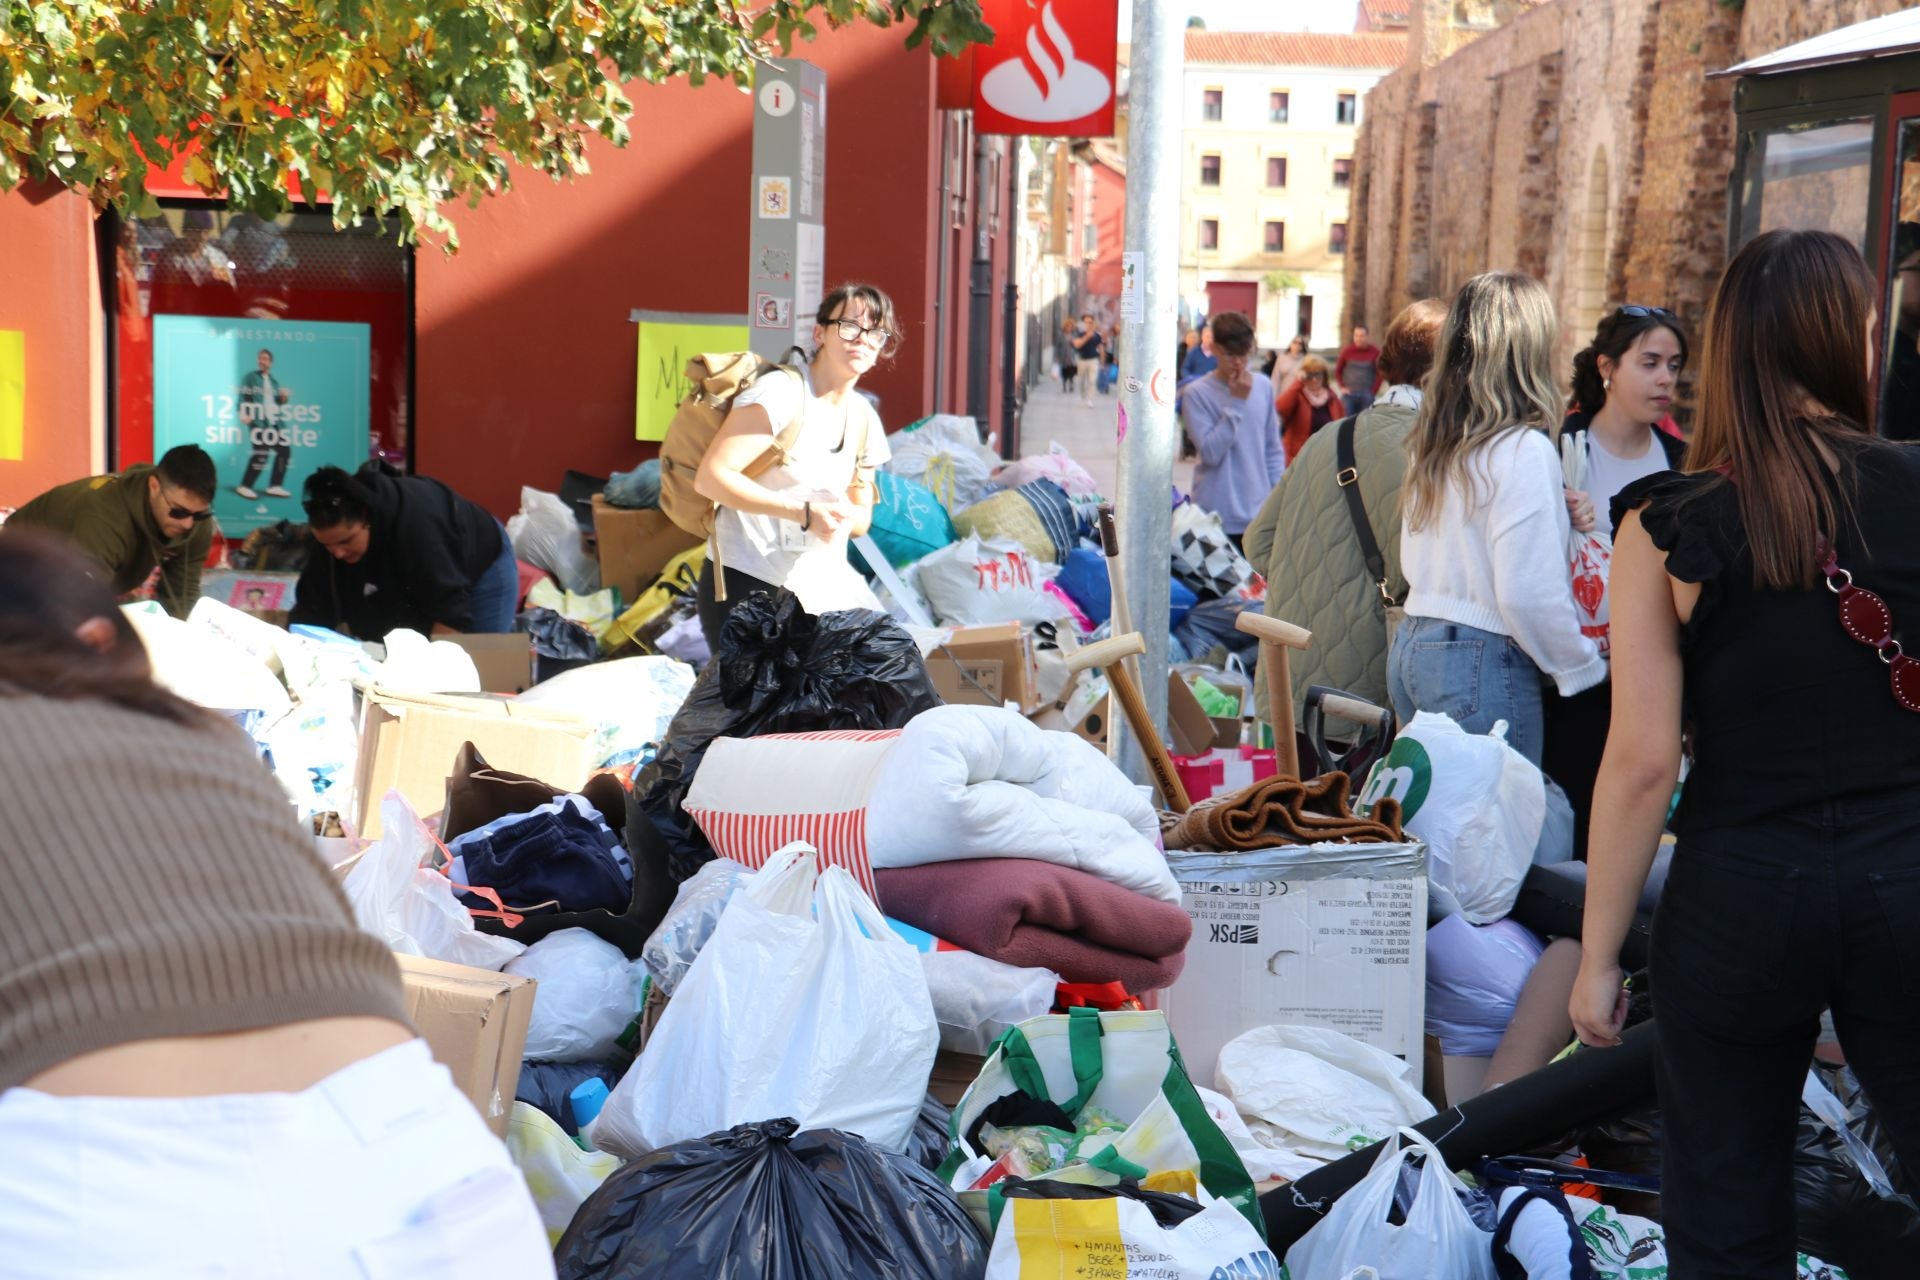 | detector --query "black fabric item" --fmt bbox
[1509,862,1656,973]
[560,469,609,533]
[634,591,943,881]
[1793,1061,1920,1279]
[554,1119,988,1280]
[288,464,504,636]
[516,606,598,661]
[963,1092,1077,1159]
[1334,417,1395,602]
[1612,444,1920,833]
[1542,681,1610,861]
[1173,597,1261,660]
[1261,1022,1659,1249]
[694,560,781,656]
[516,1060,625,1136]
[905,1095,955,1172]
[454,802,630,916]
[997,1178,1207,1231]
